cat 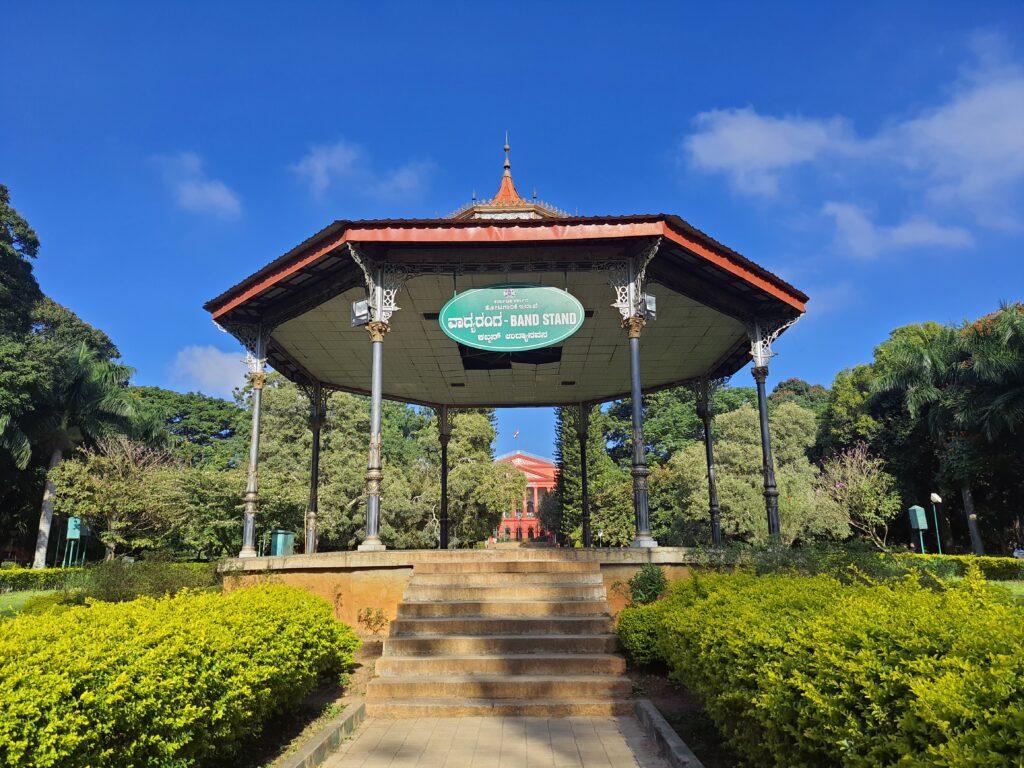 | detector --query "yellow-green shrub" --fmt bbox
[900,553,1024,581]
[0,568,80,592]
[617,601,667,666]
[0,585,359,768]
[651,571,1024,767]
